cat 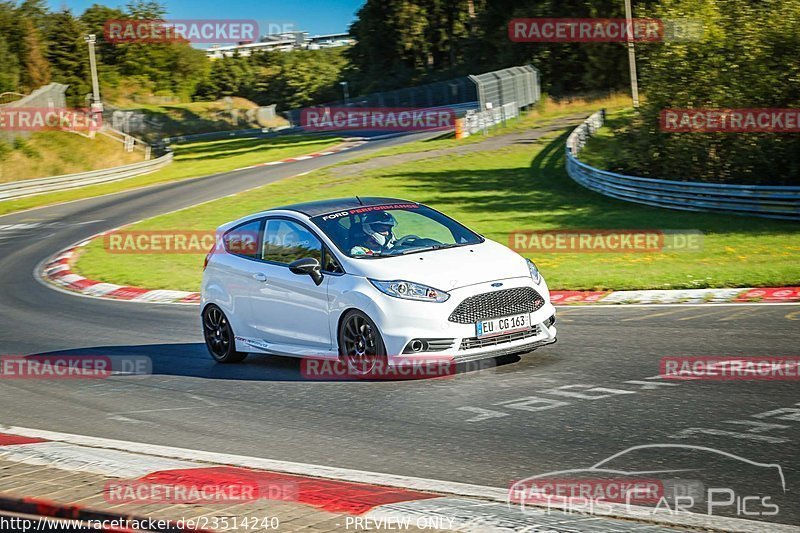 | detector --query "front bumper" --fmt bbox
[364,276,557,362]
